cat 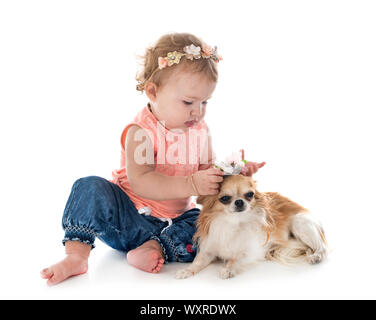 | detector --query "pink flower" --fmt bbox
[202,43,212,57]
[158,57,168,69]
